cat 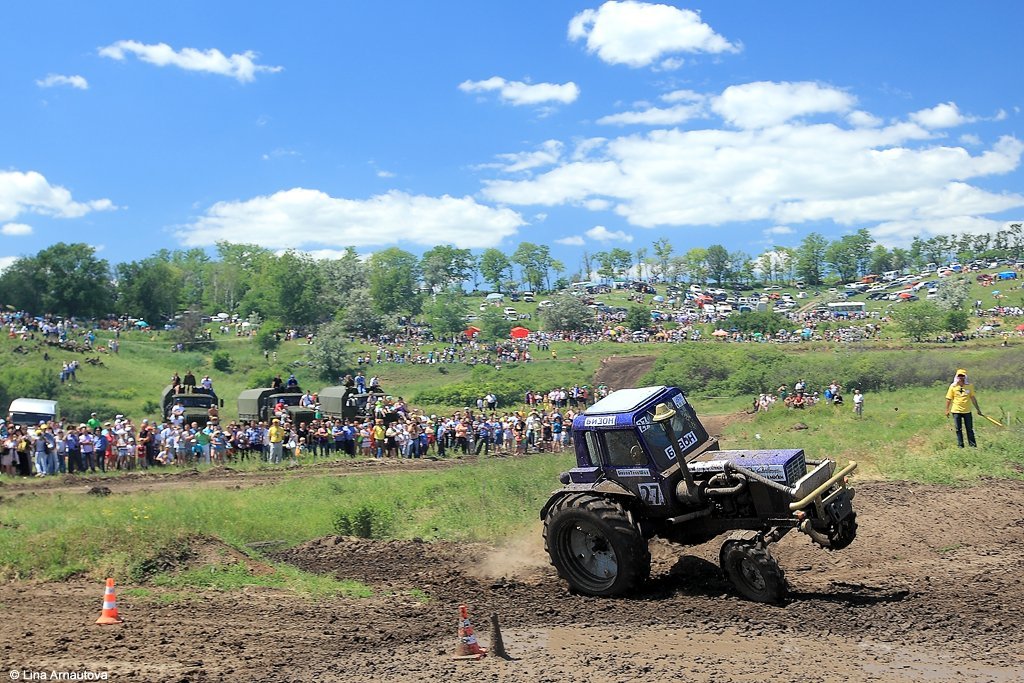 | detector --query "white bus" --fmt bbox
[827,301,866,316]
